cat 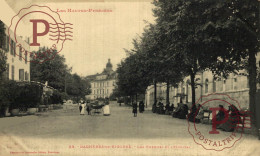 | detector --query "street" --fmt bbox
[0,102,260,156]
